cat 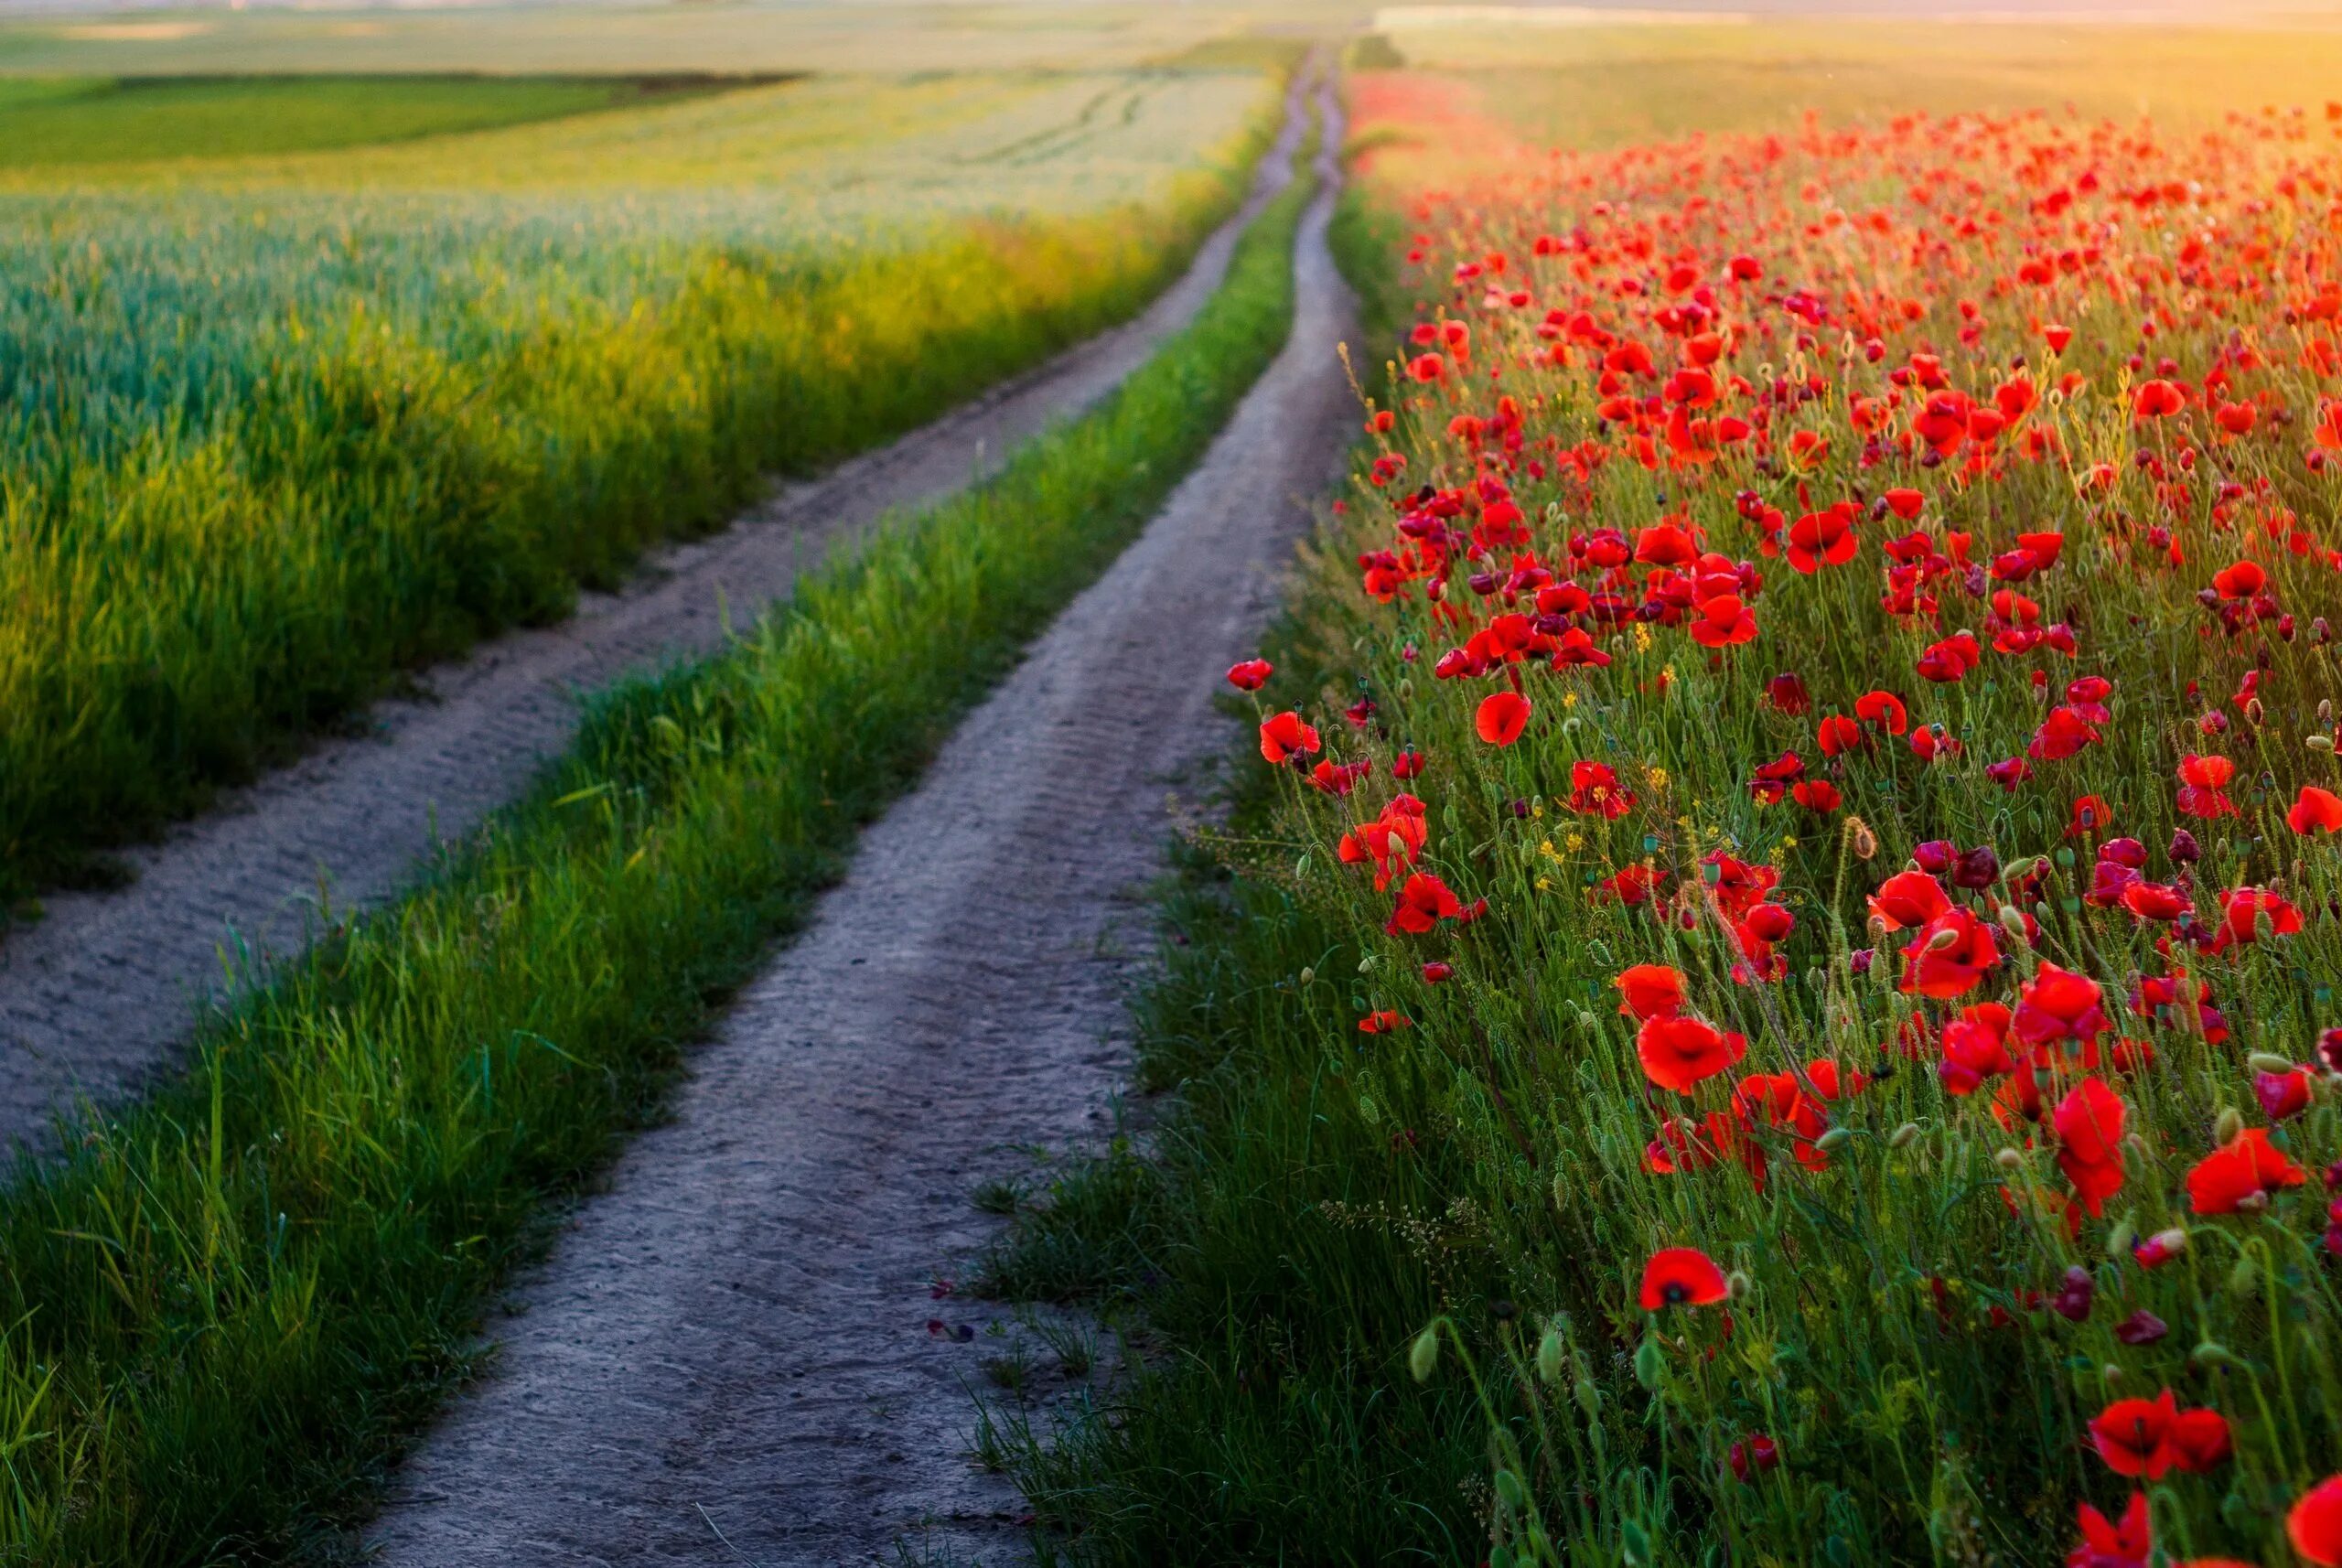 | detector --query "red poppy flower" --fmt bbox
[1569,760,1638,819]
[2210,560,2267,600]
[2175,753,2239,818]
[1637,1015,1747,1092]
[1917,632,1982,683]
[2186,1127,2307,1213]
[1226,658,1273,691]
[1816,714,1864,756]
[1615,963,1686,1021]
[1786,507,1857,573]
[1899,908,2000,998]
[2029,705,2102,761]
[1385,872,1465,937]
[1766,671,1810,714]
[1791,779,1841,811]
[2052,1077,2127,1216]
[2014,962,2106,1048]
[1853,690,1907,736]
[1358,1010,1412,1034]
[2068,1490,2150,1568]
[2133,378,2186,418]
[1637,1246,1728,1309]
[1475,690,1531,746]
[1688,593,1758,647]
[2208,885,2304,950]
[2089,1390,2229,1479]
[2290,785,2342,834]
[1939,1003,2017,1095]
[2290,1476,2342,1566]
[1259,711,1321,764]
